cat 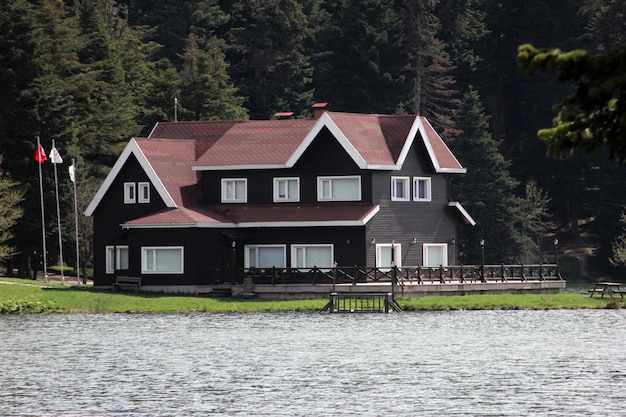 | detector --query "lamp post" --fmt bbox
[231,241,236,284]
[480,239,485,282]
[554,238,559,265]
